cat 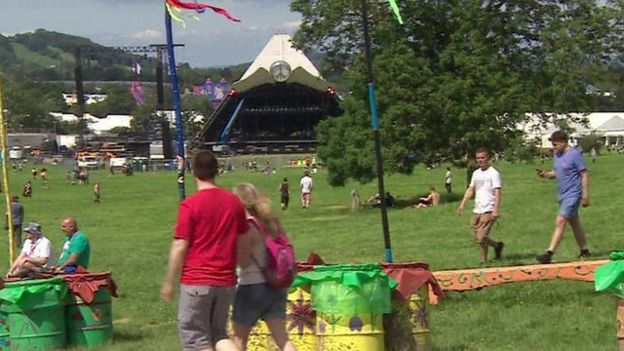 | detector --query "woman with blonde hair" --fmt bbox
[231,183,296,351]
